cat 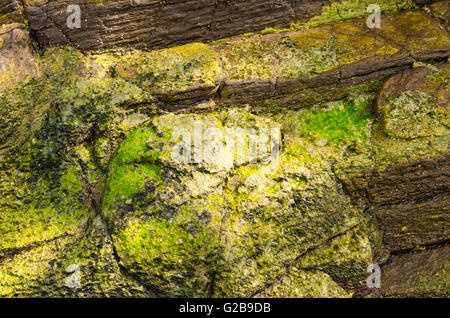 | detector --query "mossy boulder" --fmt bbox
[20,0,412,51]
[378,63,450,139]
[103,98,378,297]
[0,222,149,297]
[0,44,159,296]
